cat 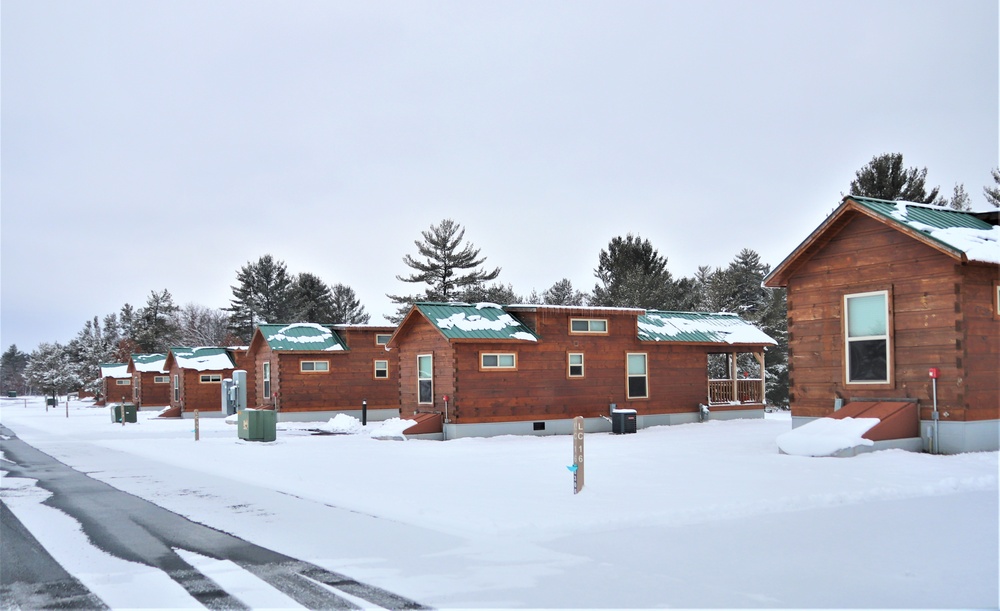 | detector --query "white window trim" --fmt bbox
[570,318,609,334]
[154,376,169,384]
[115,379,131,385]
[300,360,330,372]
[626,352,649,399]
[200,374,222,383]
[844,290,891,385]
[568,352,585,378]
[417,354,433,405]
[263,362,271,399]
[375,334,392,346]
[374,359,389,379]
[173,374,179,401]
